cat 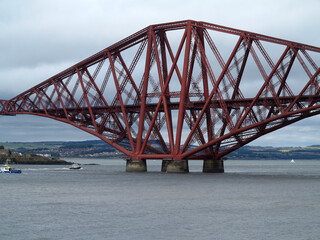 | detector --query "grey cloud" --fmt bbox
[1,0,320,145]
